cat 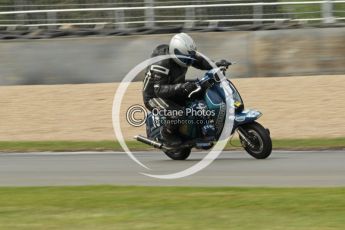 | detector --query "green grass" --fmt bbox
[272,138,345,150]
[0,186,344,230]
[0,140,149,152]
[0,138,344,152]
[229,137,345,150]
